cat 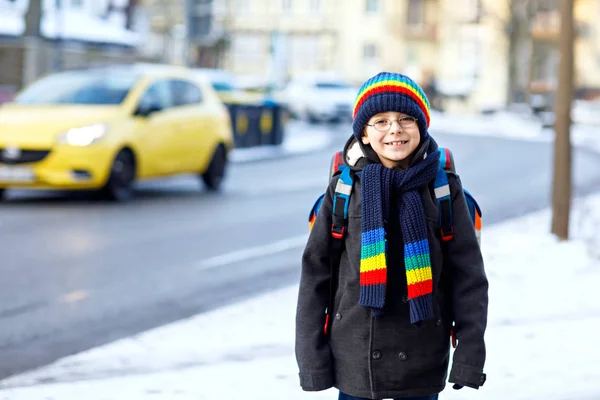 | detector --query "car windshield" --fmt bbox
[315,82,351,89]
[14,70,138,105]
